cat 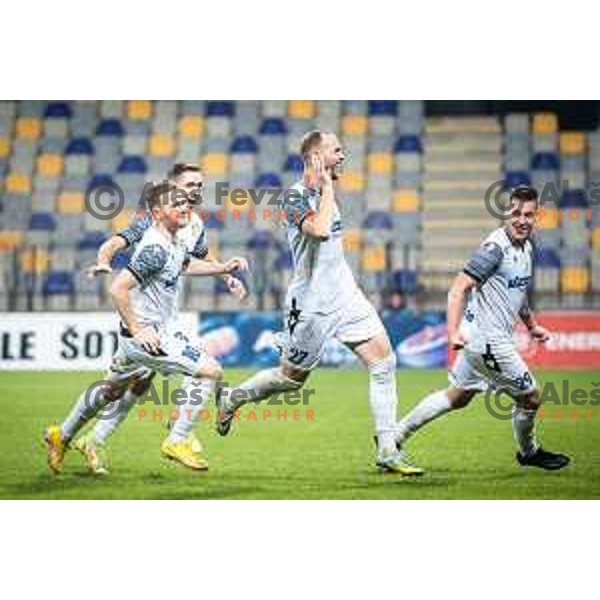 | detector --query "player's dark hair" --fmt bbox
[511,185,539,205]
[167,163,201,179]
[300,130,323,161]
